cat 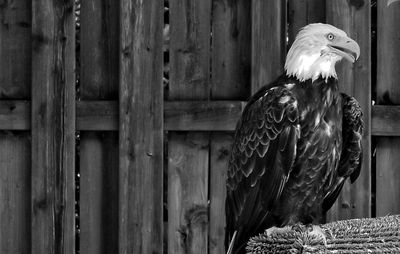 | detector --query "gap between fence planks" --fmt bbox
[119,0,164,253]
[31,0,76,253]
